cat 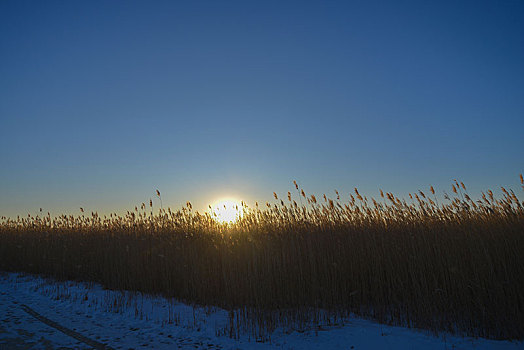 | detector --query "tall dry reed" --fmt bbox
[1,177,523,340]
